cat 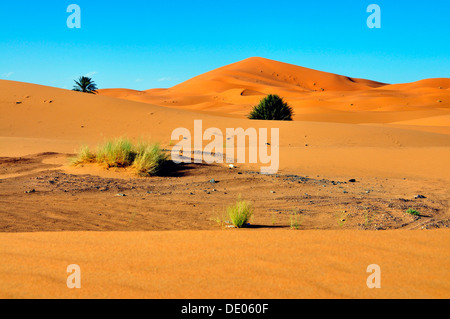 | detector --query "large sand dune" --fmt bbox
[2,72,450,180]
[1,58,449,298]
[99,57,450,125]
